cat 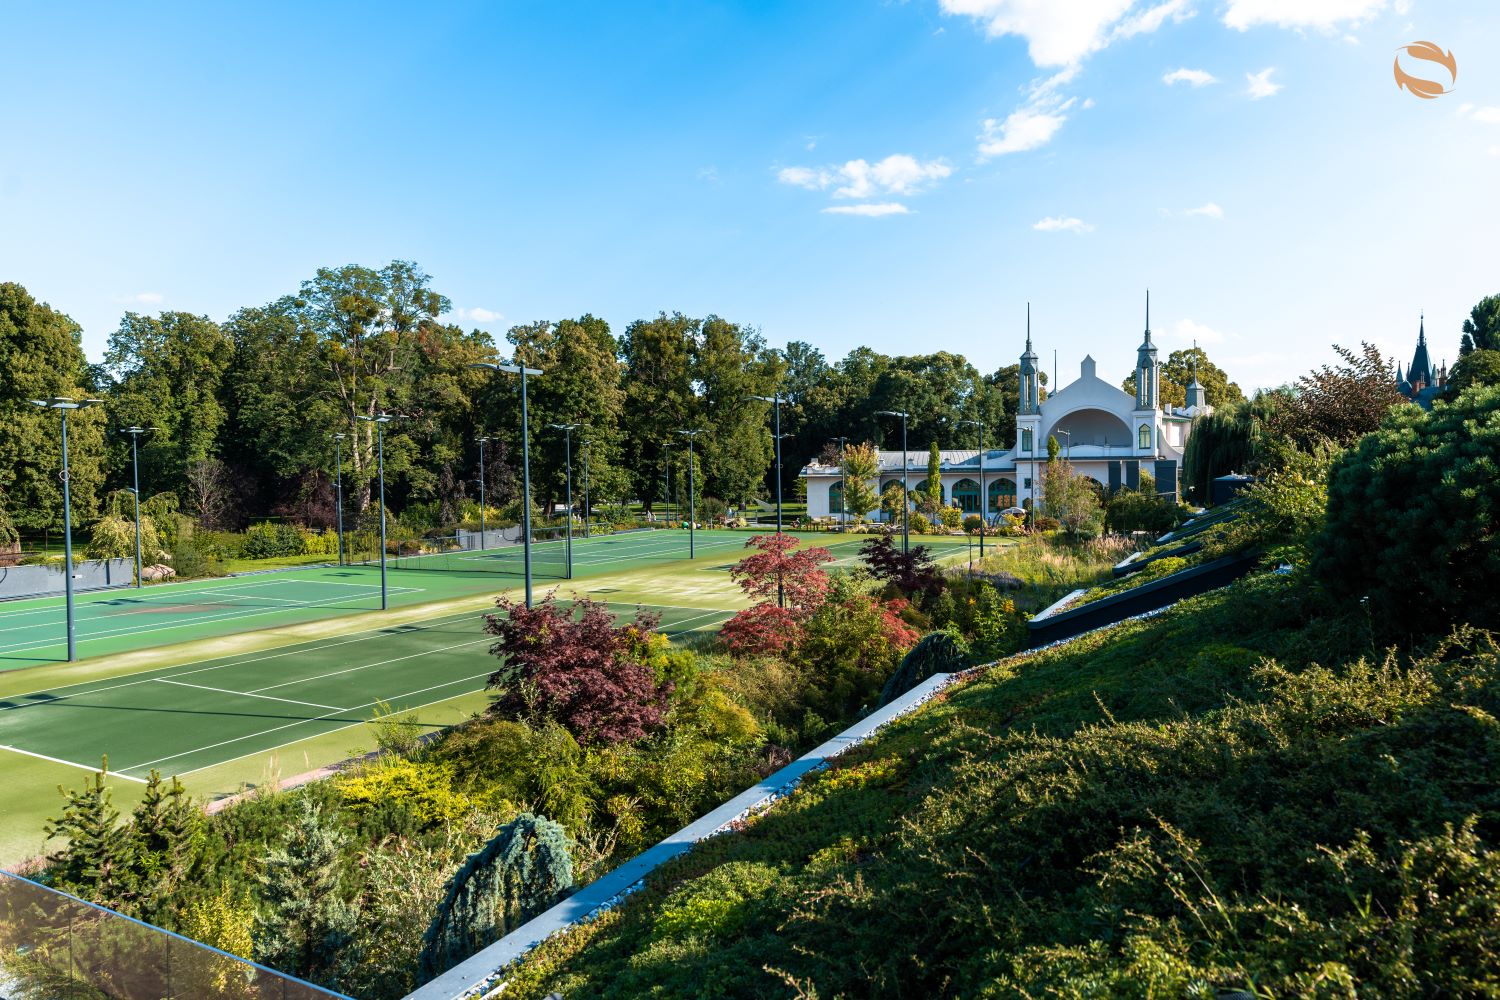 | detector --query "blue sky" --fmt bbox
[2,0,1497,391]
